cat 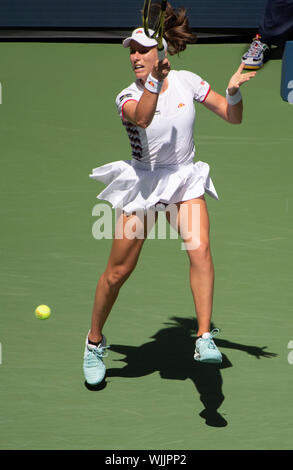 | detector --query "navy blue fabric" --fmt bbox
[259,0,293,45]
[281,40,293,101]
